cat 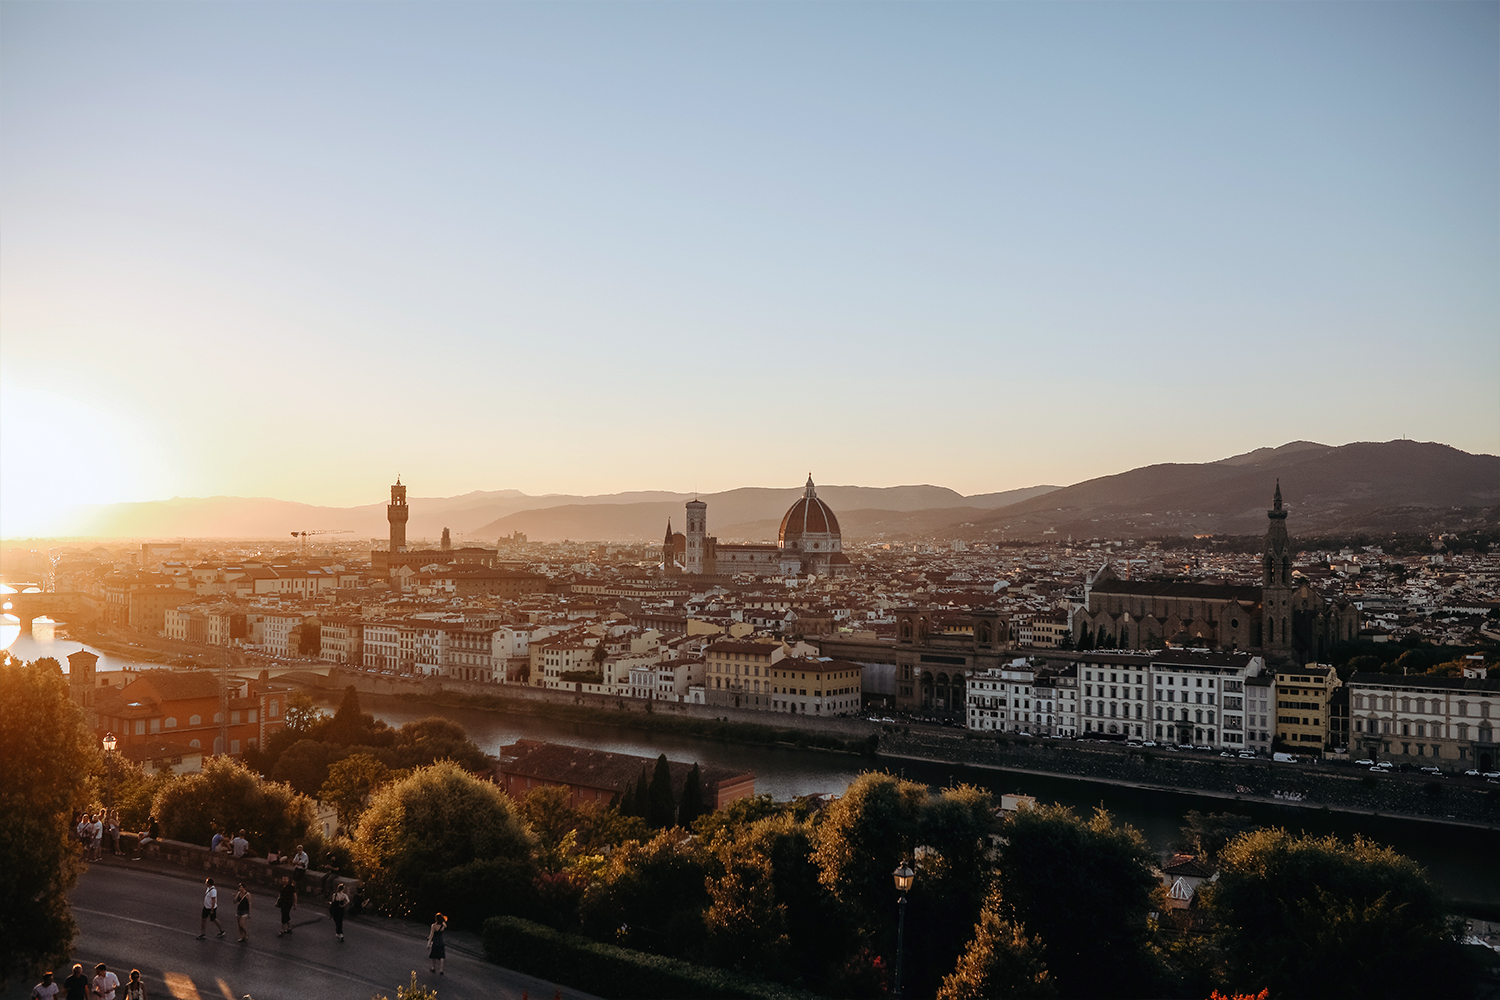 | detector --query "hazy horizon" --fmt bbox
[4,3,1496,537]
